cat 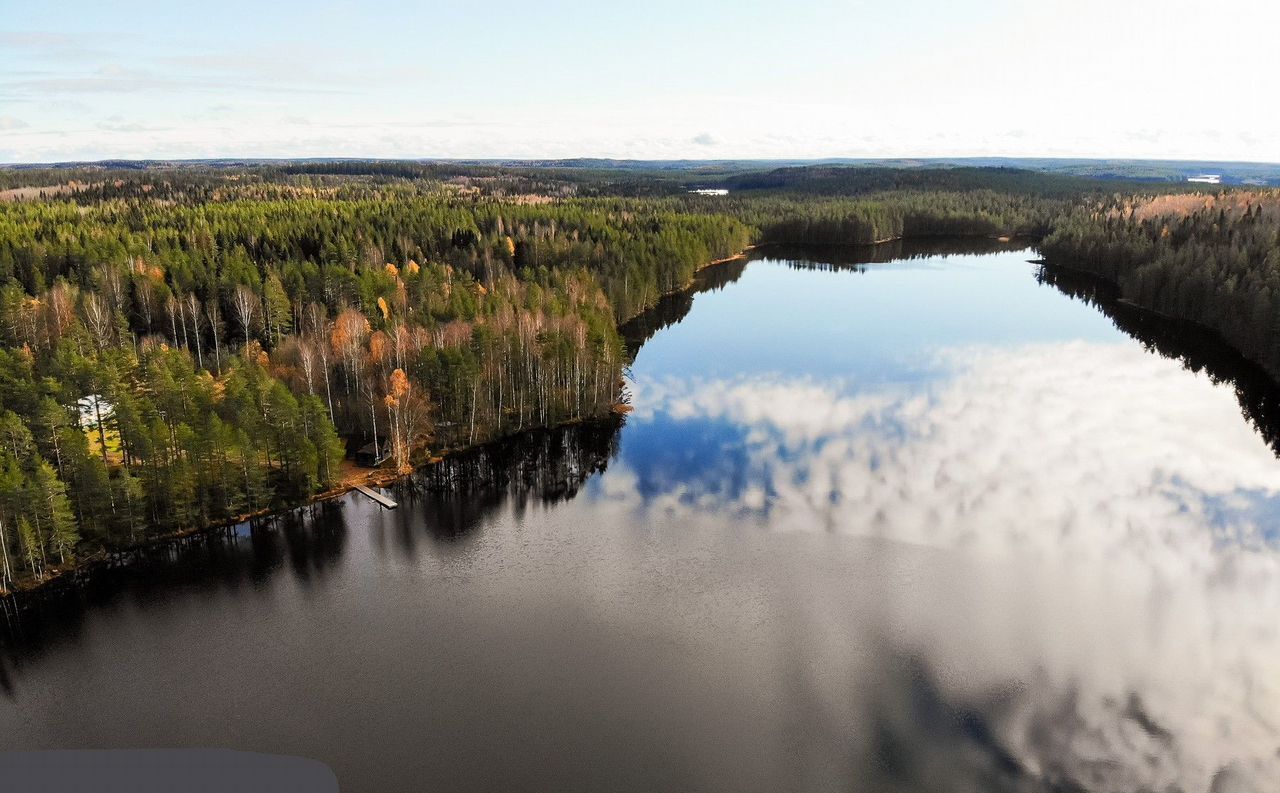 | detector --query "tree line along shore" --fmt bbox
[0,162,1270,592]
